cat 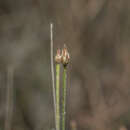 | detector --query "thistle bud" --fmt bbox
[55,49,62,64]
[61,45,70,67]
